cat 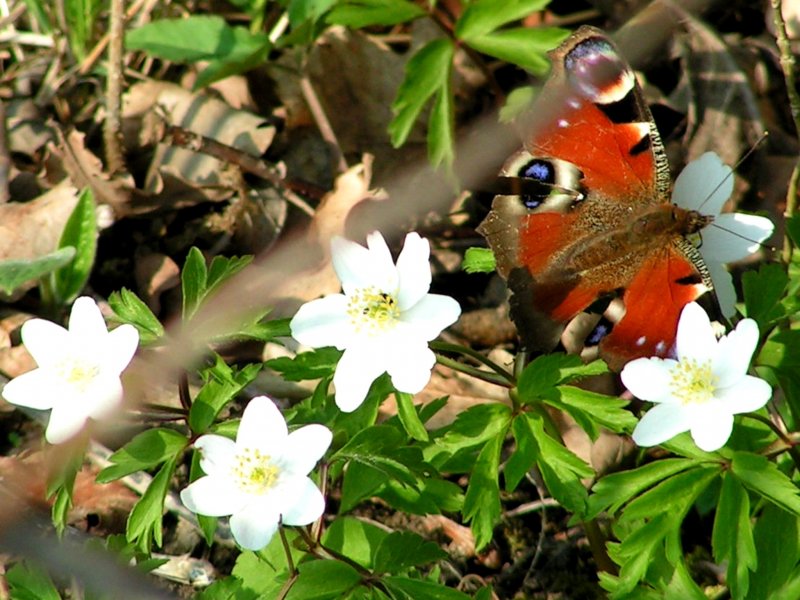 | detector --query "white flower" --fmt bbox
[672,152,774,318]
[2,296,139,444]
[180,396,332,551]
[290,232,461,412]
[622,302,771,452]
